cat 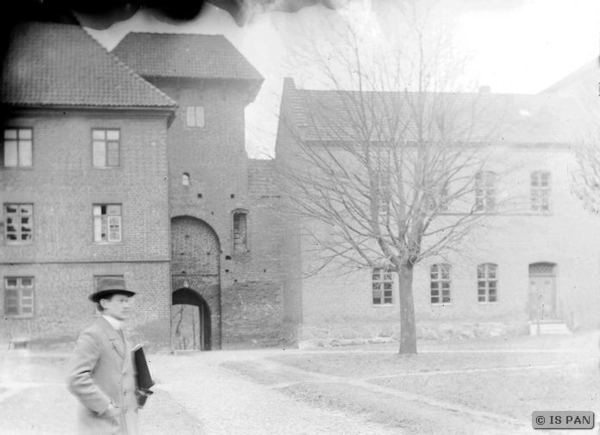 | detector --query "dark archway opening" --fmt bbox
[172,288,212,351]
